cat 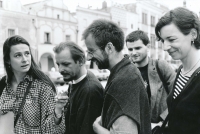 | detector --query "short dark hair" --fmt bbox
[155,7,200,49]
[3,35,56,92]
[82,19,125,52]
[53,41,86,64]
[126,30,150,46]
